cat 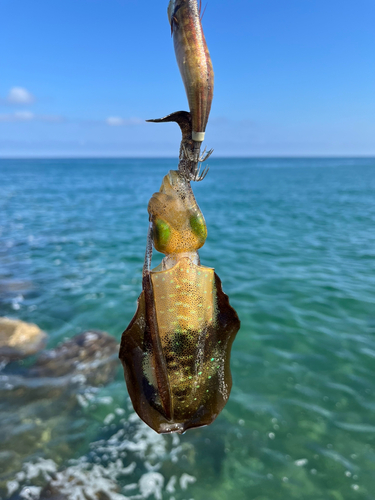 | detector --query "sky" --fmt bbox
[0,0,374,157]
